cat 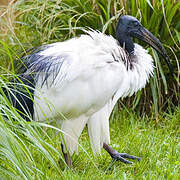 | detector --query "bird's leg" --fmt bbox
[103,143,141,164]
[61,144,73,168]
